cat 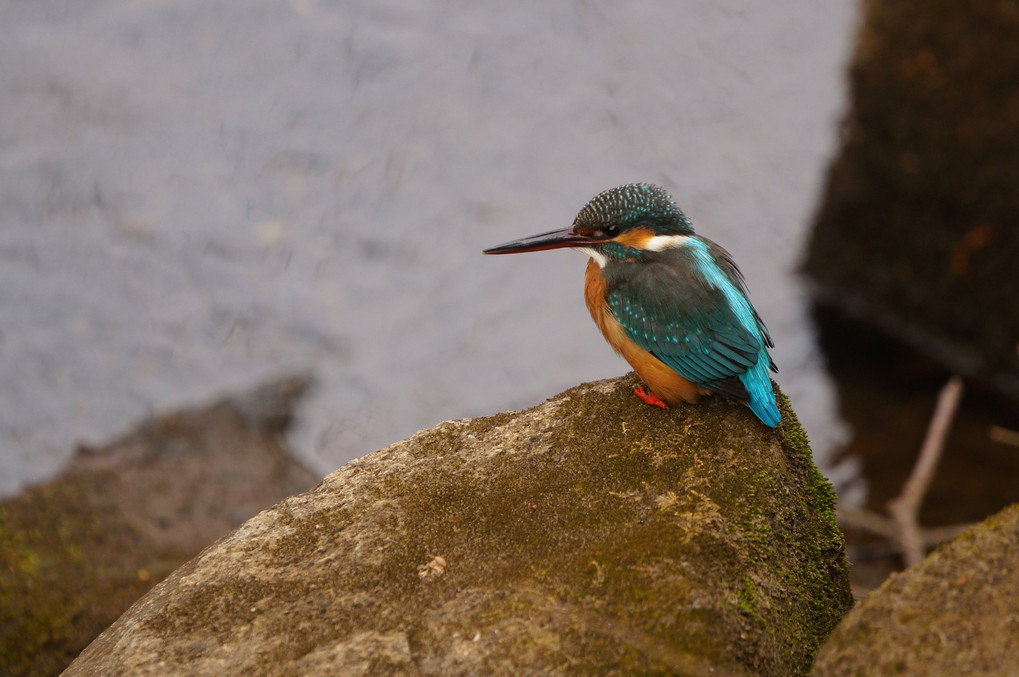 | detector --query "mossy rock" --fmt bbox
[66,374,850,676]
[813,503,1019,676]
[0,376,317,677]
